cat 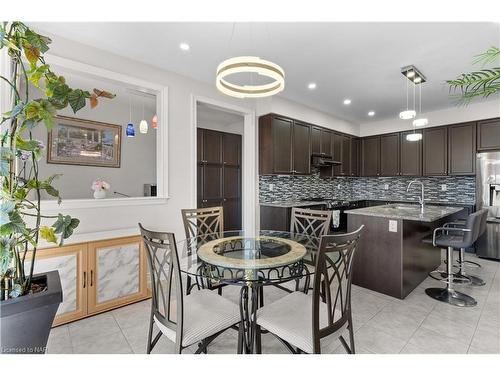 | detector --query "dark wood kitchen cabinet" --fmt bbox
[423,126,448,176]
[380,133,400,176]
[311,126,332,157]
[477,118,500,151]
[332,133,350,176]
[361,136,380,176]
[198,128,241,230]
[350,138,360,176]
[259,114,311,175]
[399,130,422,176]
[448,122,476,175]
